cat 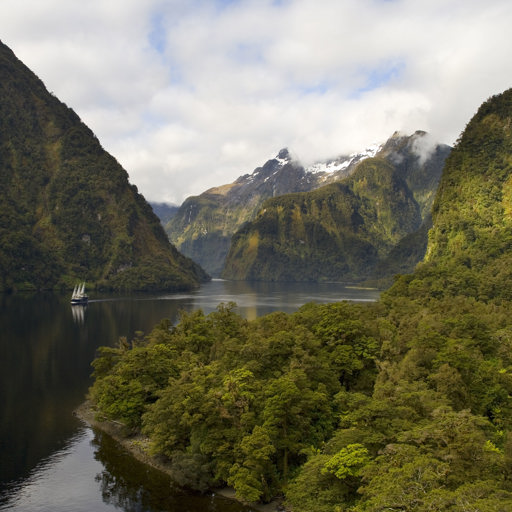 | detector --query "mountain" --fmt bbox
[89,88,512,510]
[222,131,450,282]
[165,146,381,276]
[0,40,208,292]
[395,88,512,300]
